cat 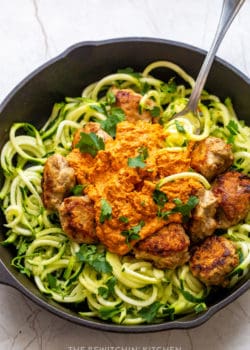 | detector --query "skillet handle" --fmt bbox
[0,259,20,289]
